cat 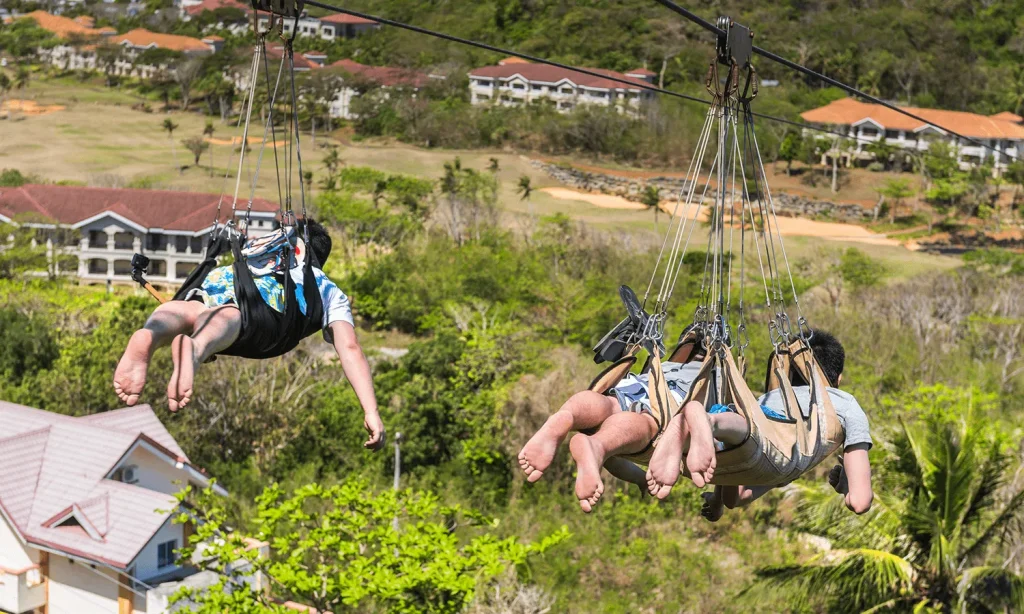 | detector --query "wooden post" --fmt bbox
[118,574,132,614]
[39,552,49,614]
